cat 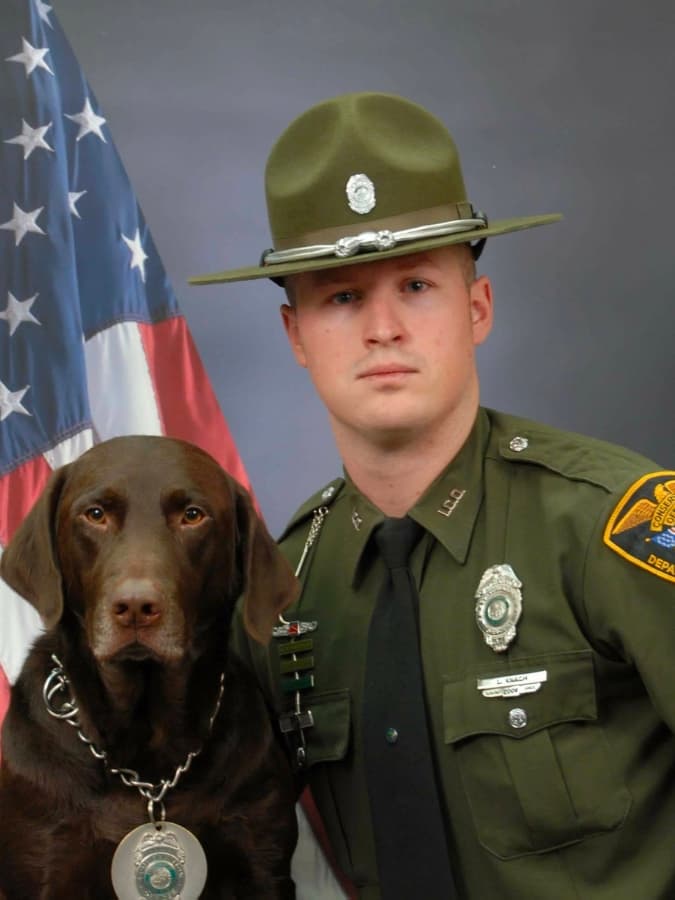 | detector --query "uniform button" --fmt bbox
[508,708,528,729]
[321,485,335,500]
[385,727,399,744]
[509,436,529,452]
